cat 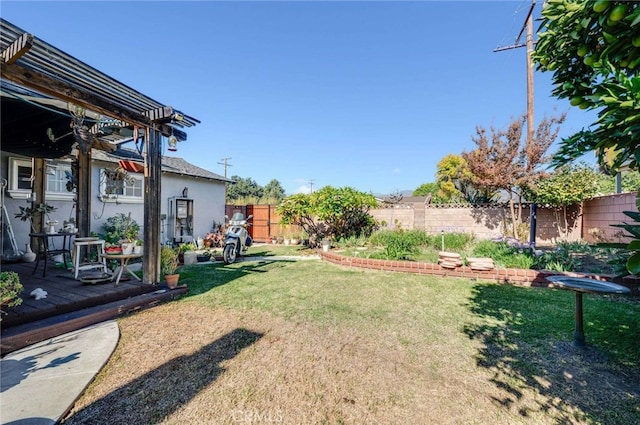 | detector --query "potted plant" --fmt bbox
[160,245,180,289]
[1,271,24,319]
[15,203,58,233]
[178,242,198,265]
[196,249,212,263]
